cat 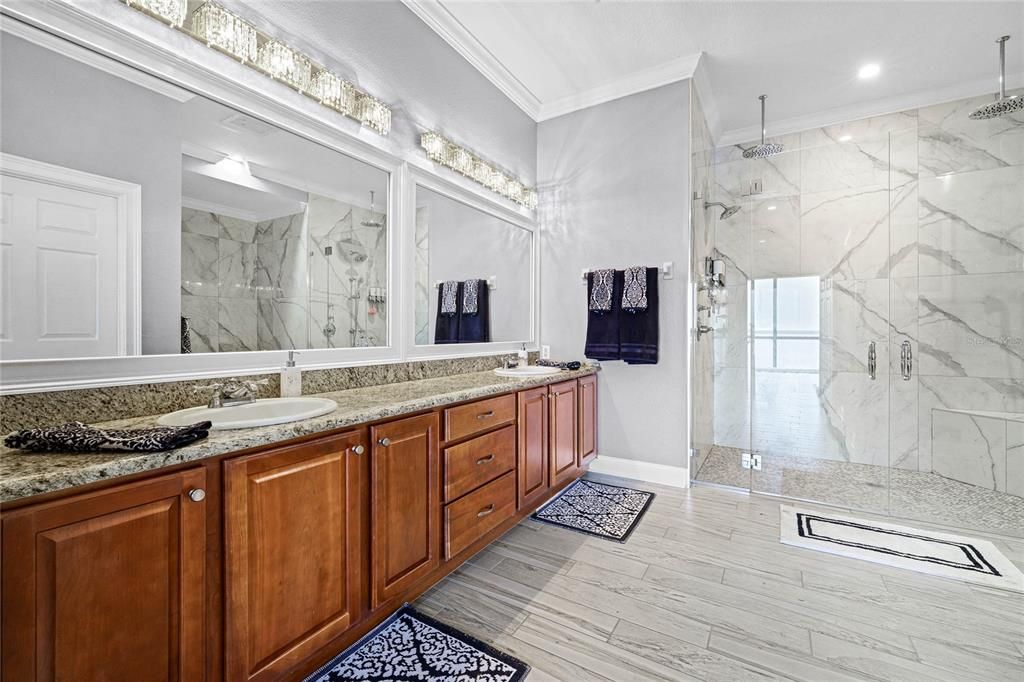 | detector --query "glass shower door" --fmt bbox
[748,132,893,512]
